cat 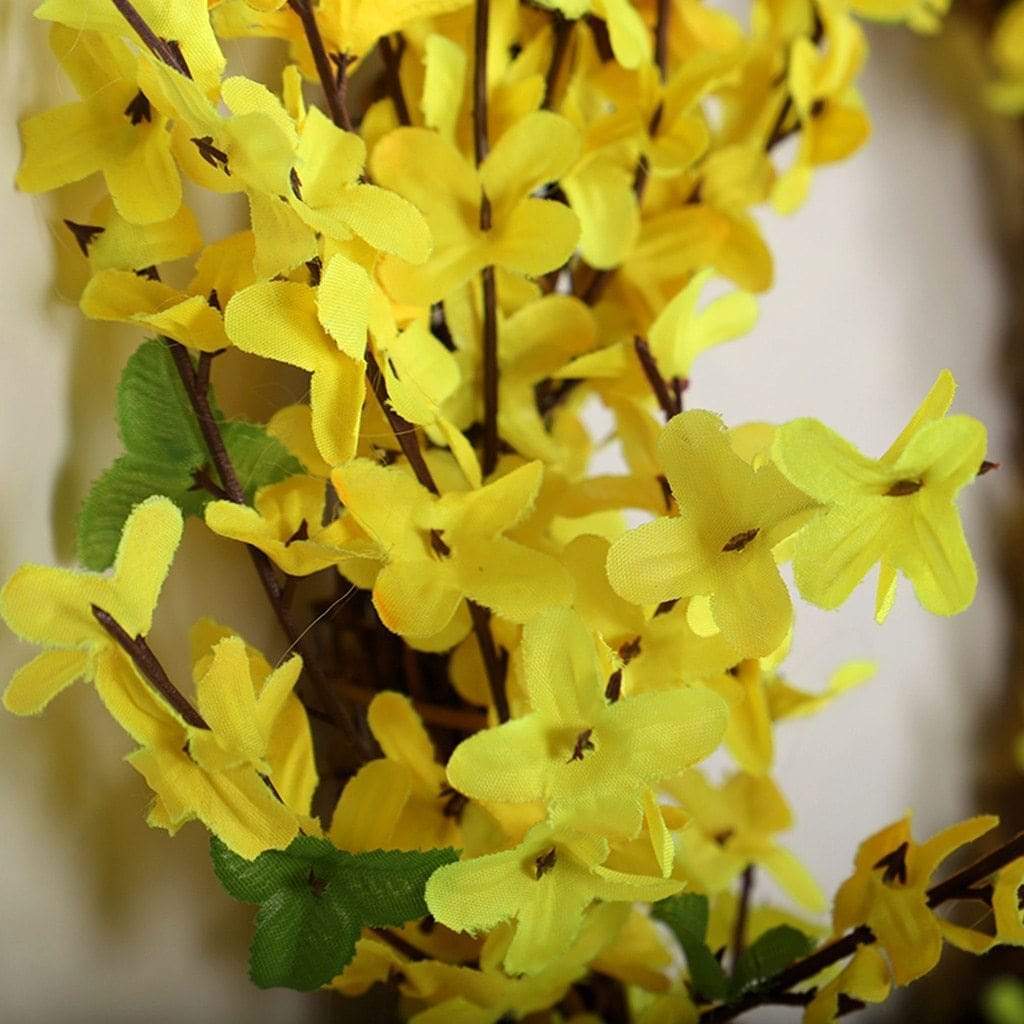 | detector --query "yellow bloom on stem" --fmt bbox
[607,410,815,657]
[803,944,891,1024]
[425,819,683,975]
[370,113,581,306]
[831,814,999,985]
[17,27,181,225]
[330,692,461,852]
[128,623,315,859]
[332,458,573,643]
[80,231,257,353]
[224,259,369,466]
[445,607,727,834]
[205,475,352,576]
[1,496,184,747]
[666,769,825,911]
[773,369,987,621]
